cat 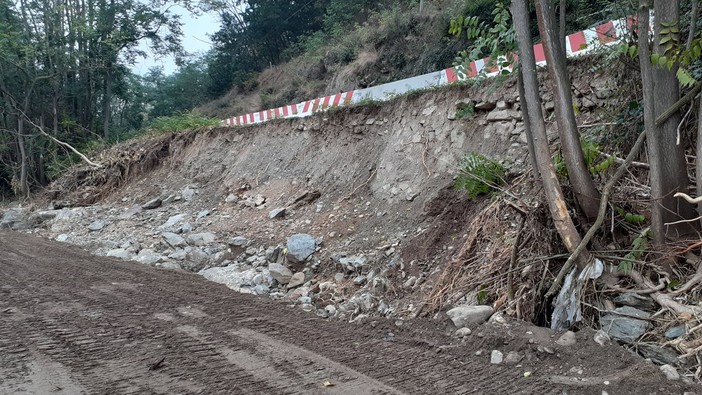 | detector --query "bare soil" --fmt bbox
[0,232,694,394]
